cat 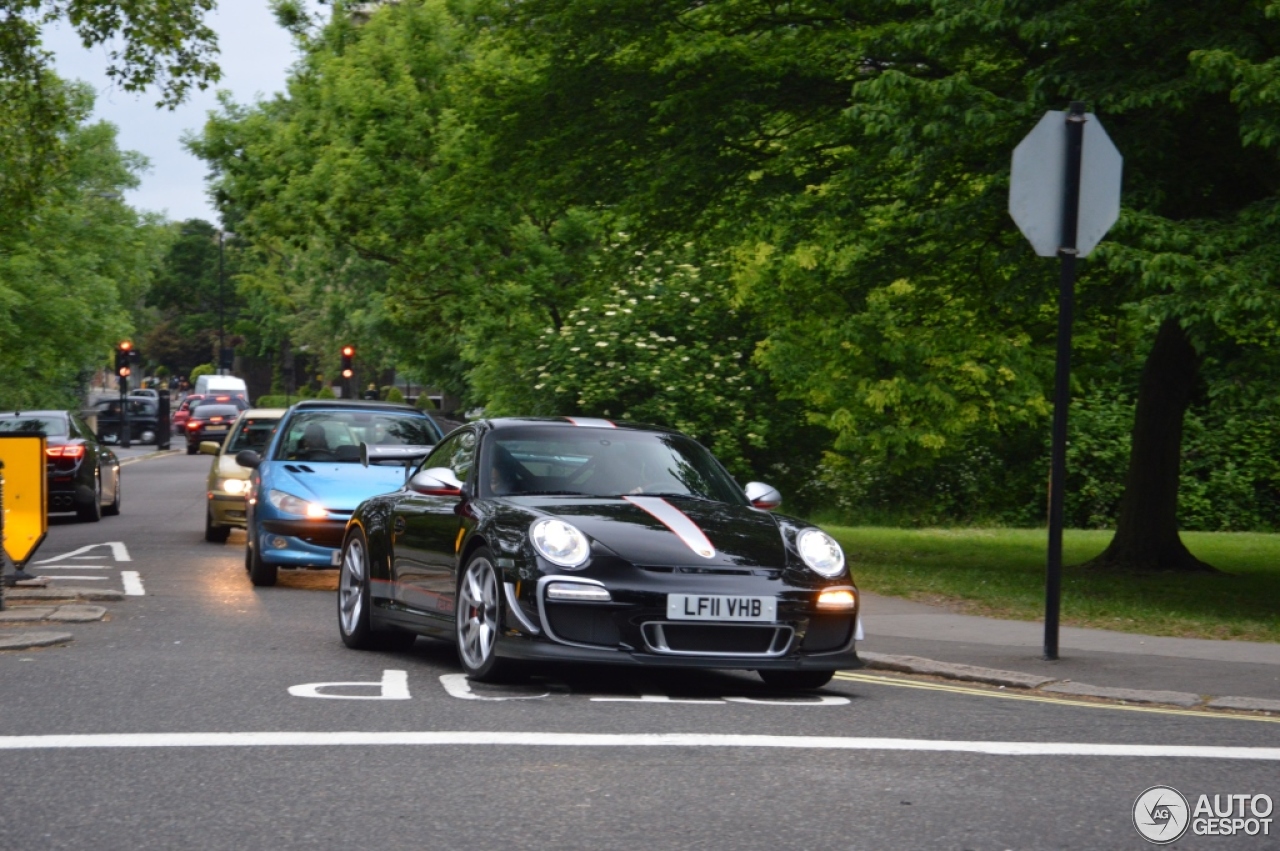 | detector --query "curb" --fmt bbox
[0,630,73,650]
[858,651,1279,714]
